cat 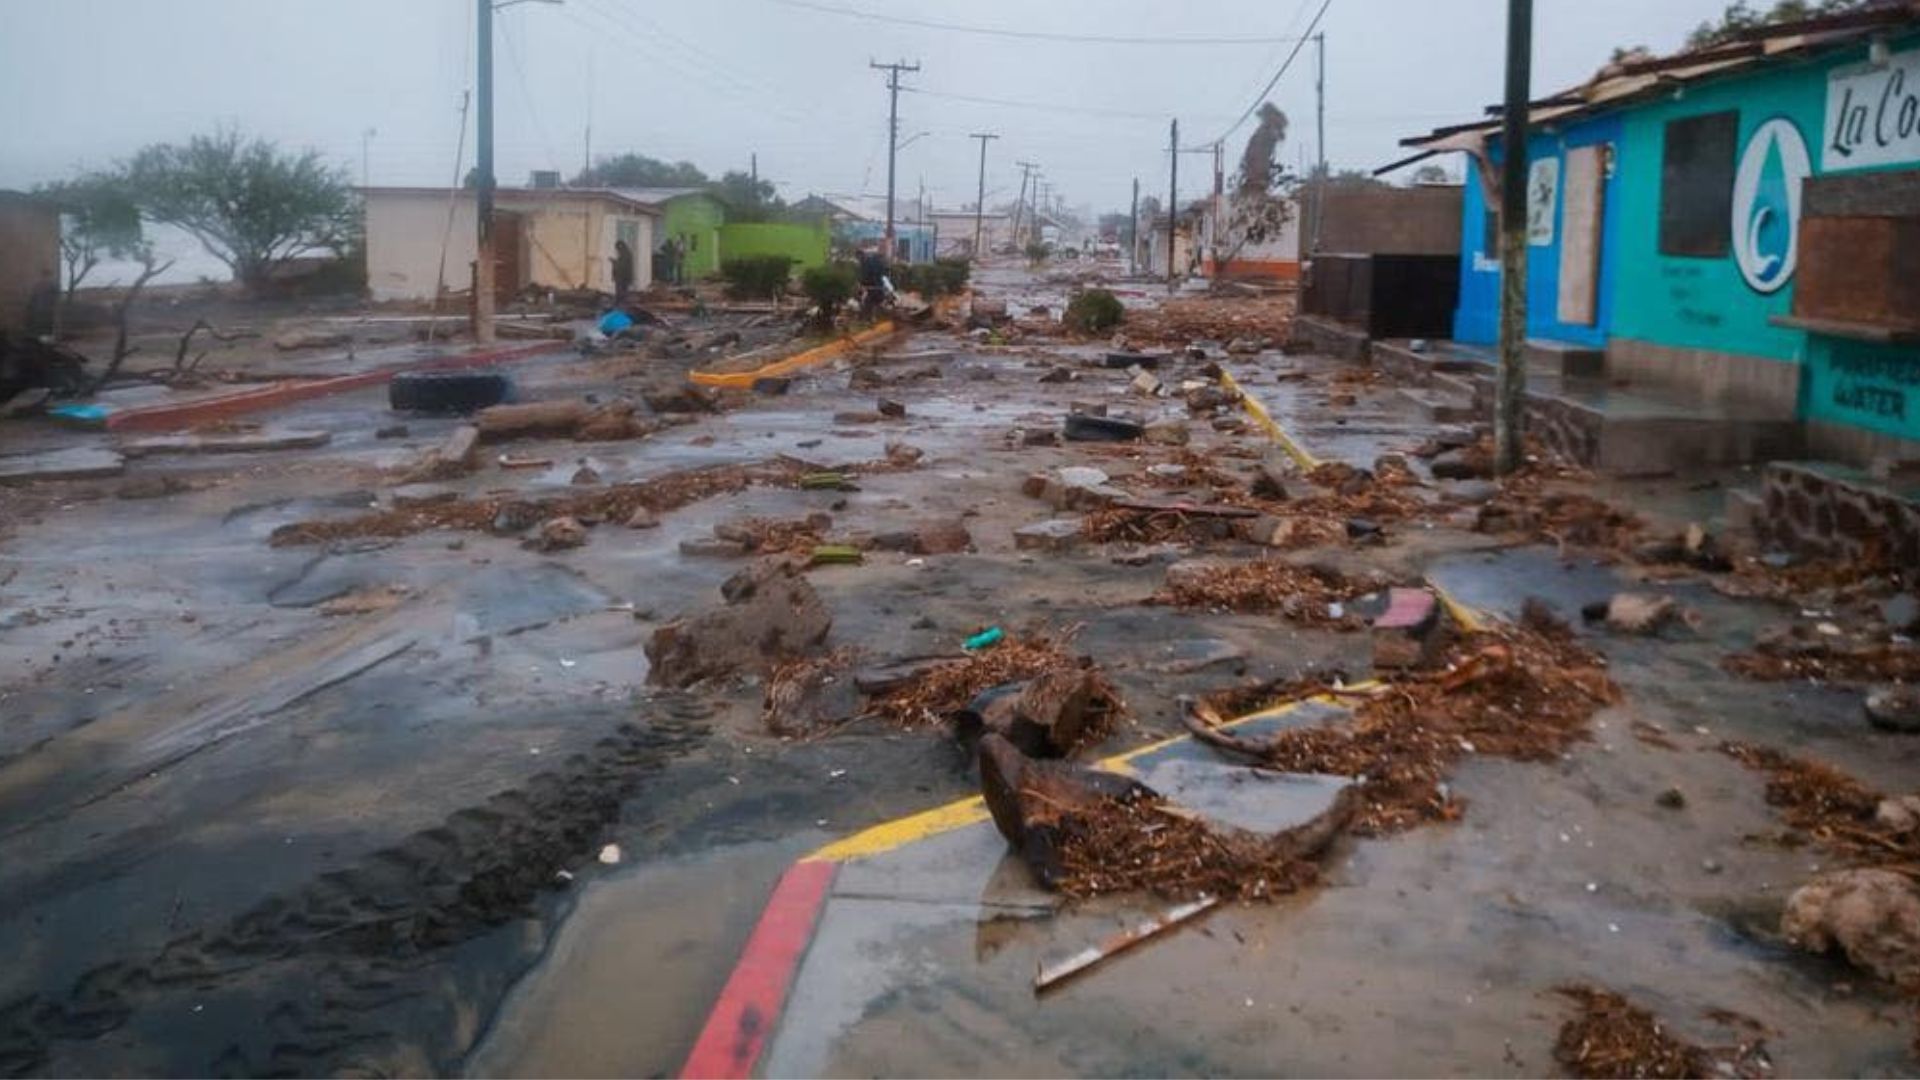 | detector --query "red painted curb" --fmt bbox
[679,858,837,1079]
[103,341,566,433]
